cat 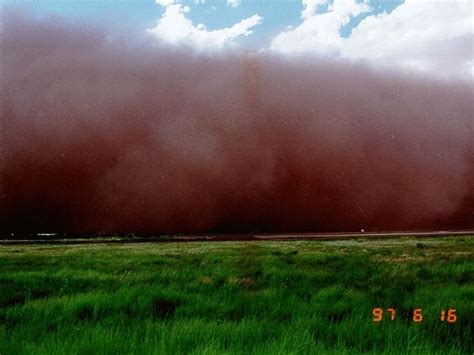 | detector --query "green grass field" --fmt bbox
[1,236,473,354]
